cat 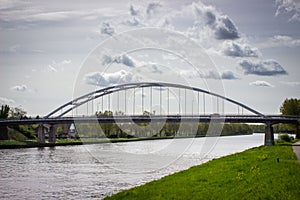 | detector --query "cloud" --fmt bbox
[11,84,28,92]
[148,64,163,74]
[223,41,259,57]
[47,59,71,72]
[258,35,300,48]
[0,97,15,106]
[280,81,300,87]
[221,70,239,80]
[213,15,240,40]
[146,2,162,16]
[192,2,240,40]
[180,69,238,80]
[84,70,136,87]
[239,59,288,76]
[249,81,274,87]
[48,64,57,72]
[129,4,138,16]
[8,44,21,53]
[275,0,300,21]
[100,22,114,36]
[102,54,139,68]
